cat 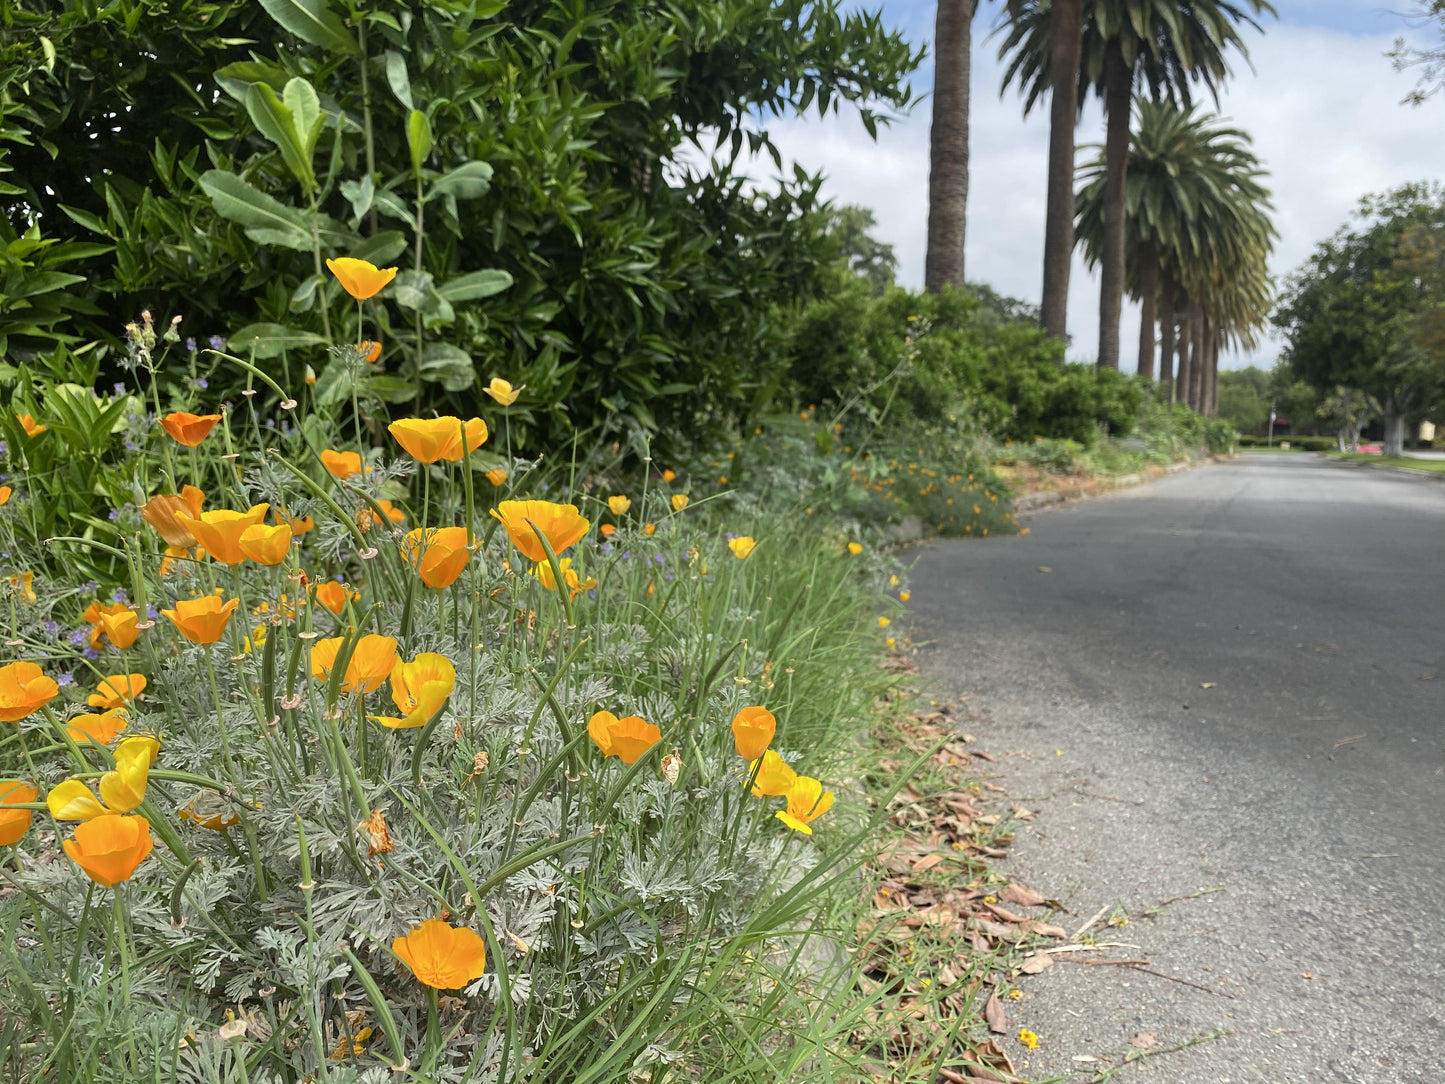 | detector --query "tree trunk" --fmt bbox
[925,0,976,293]
[1189,303,1204,411]
[1097,37,1131,370]
[1040,0,1083,342]
[1175,301,1193,408]
[1201,313,1215,416]
[1136,242,1158,380]
[1383,409,1408,457]
[1157,273,1175,400]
